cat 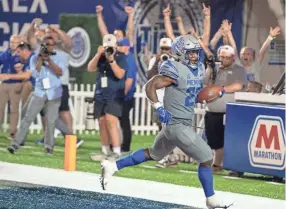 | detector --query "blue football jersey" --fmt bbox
[159,60,205,124]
